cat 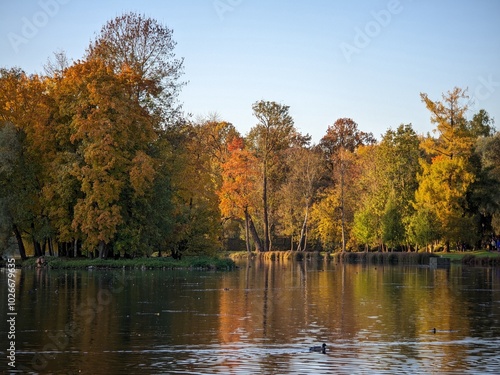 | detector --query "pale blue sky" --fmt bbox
[1,0,499,142]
